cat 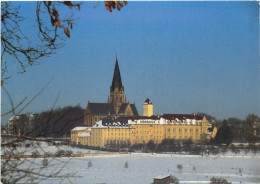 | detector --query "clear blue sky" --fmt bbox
[1,1,259,125]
